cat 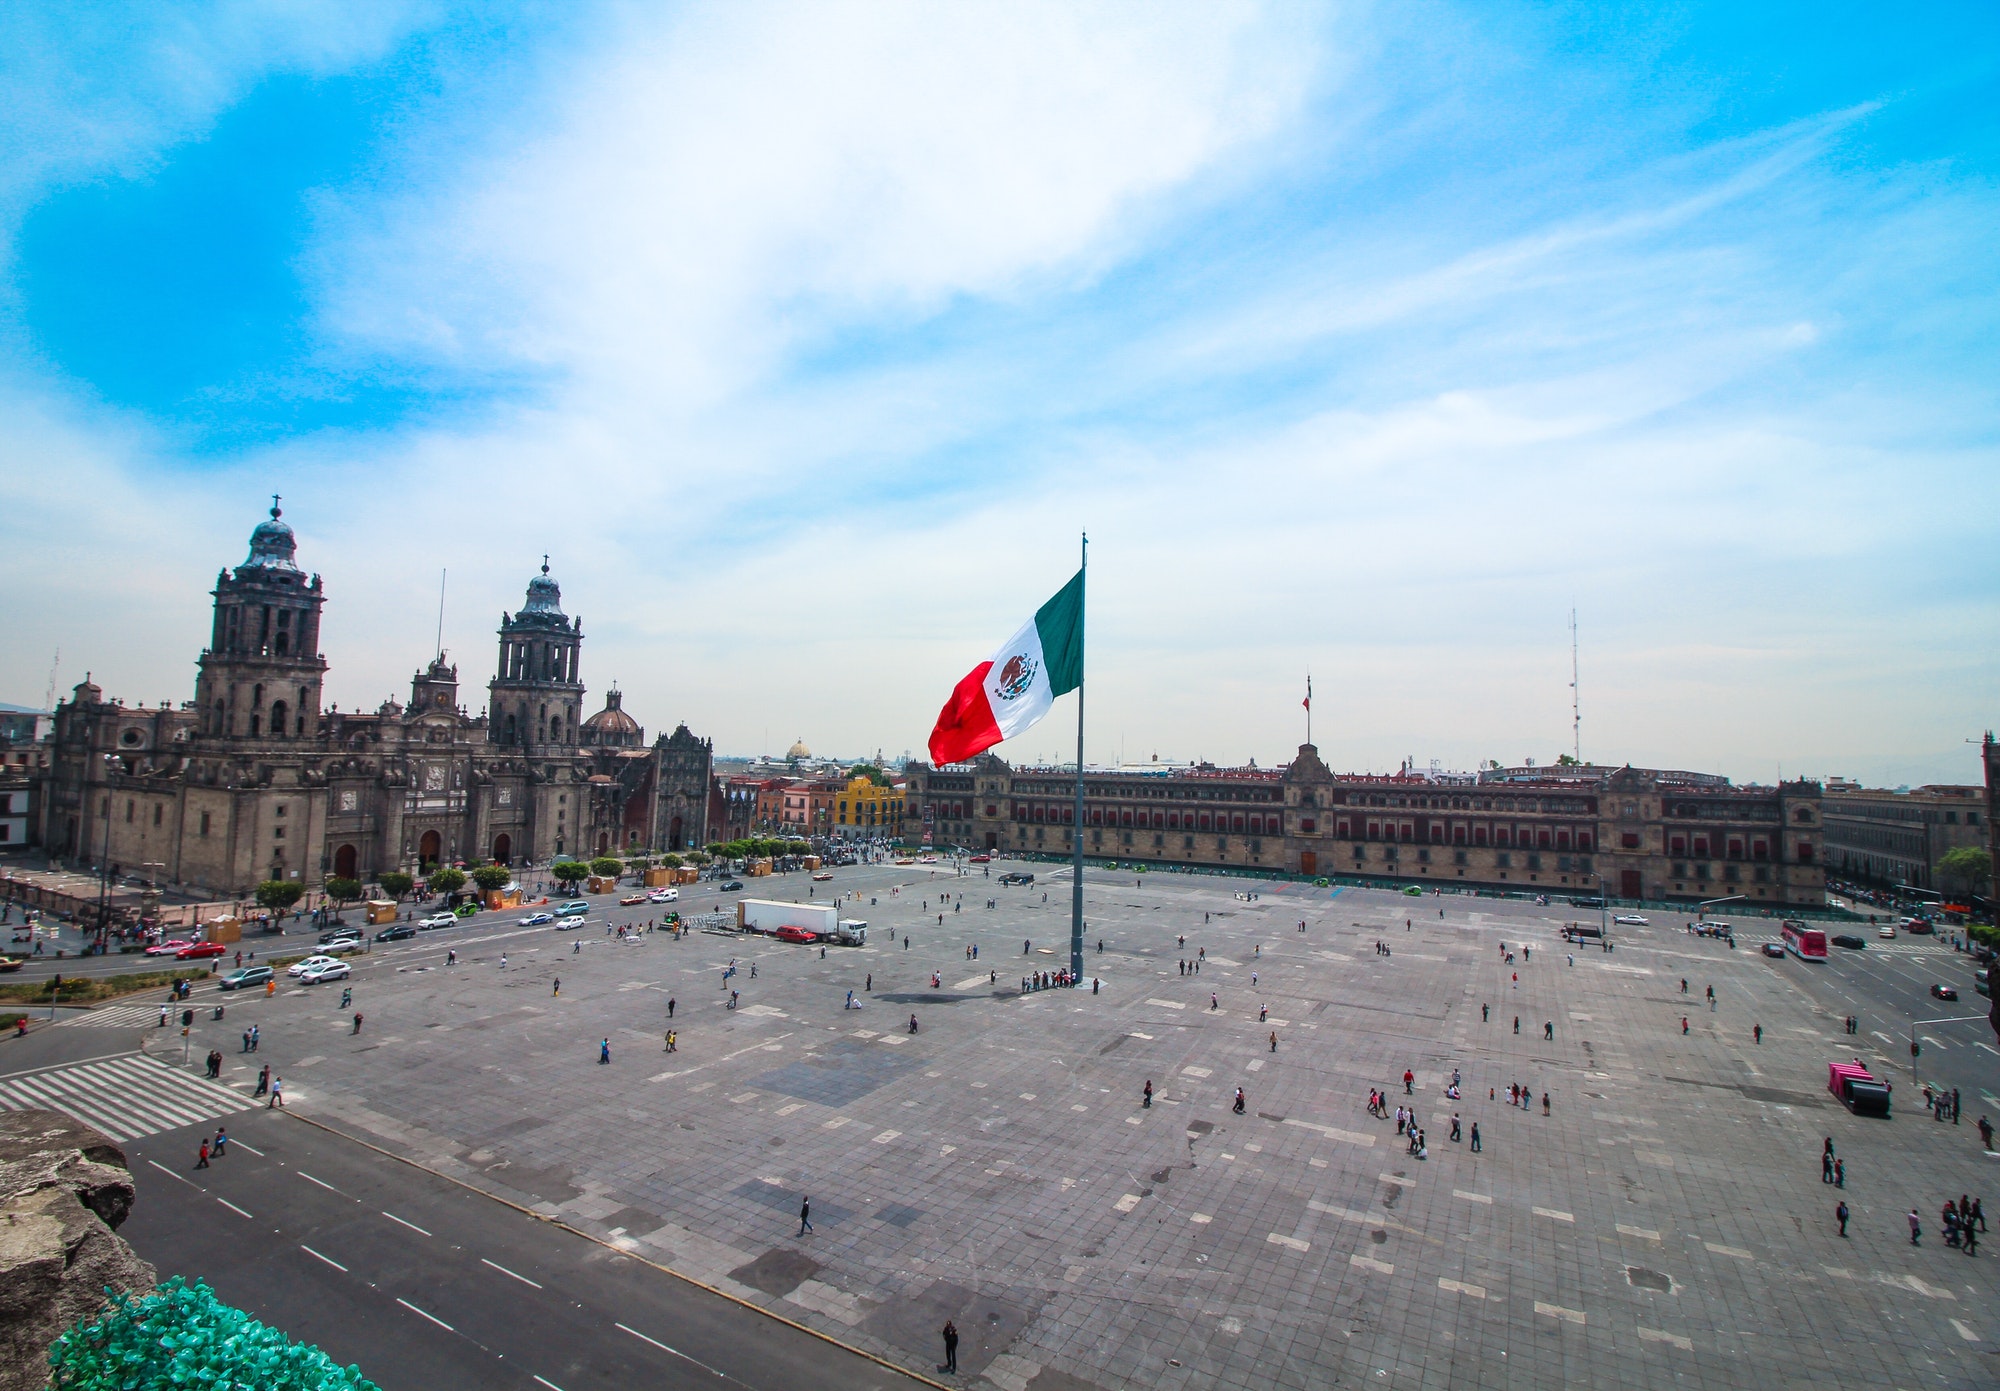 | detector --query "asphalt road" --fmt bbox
[119,1107,923,1391]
